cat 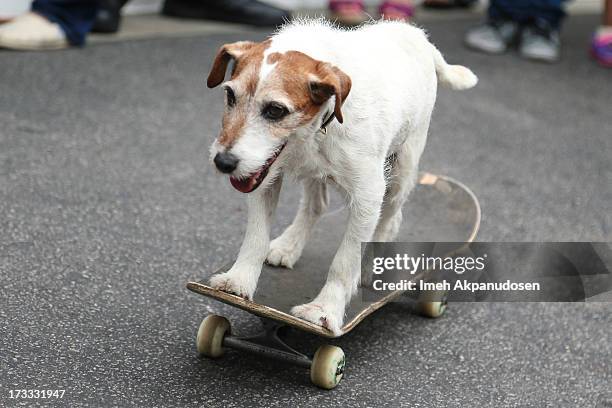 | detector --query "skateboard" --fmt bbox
[187,172,480,389]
